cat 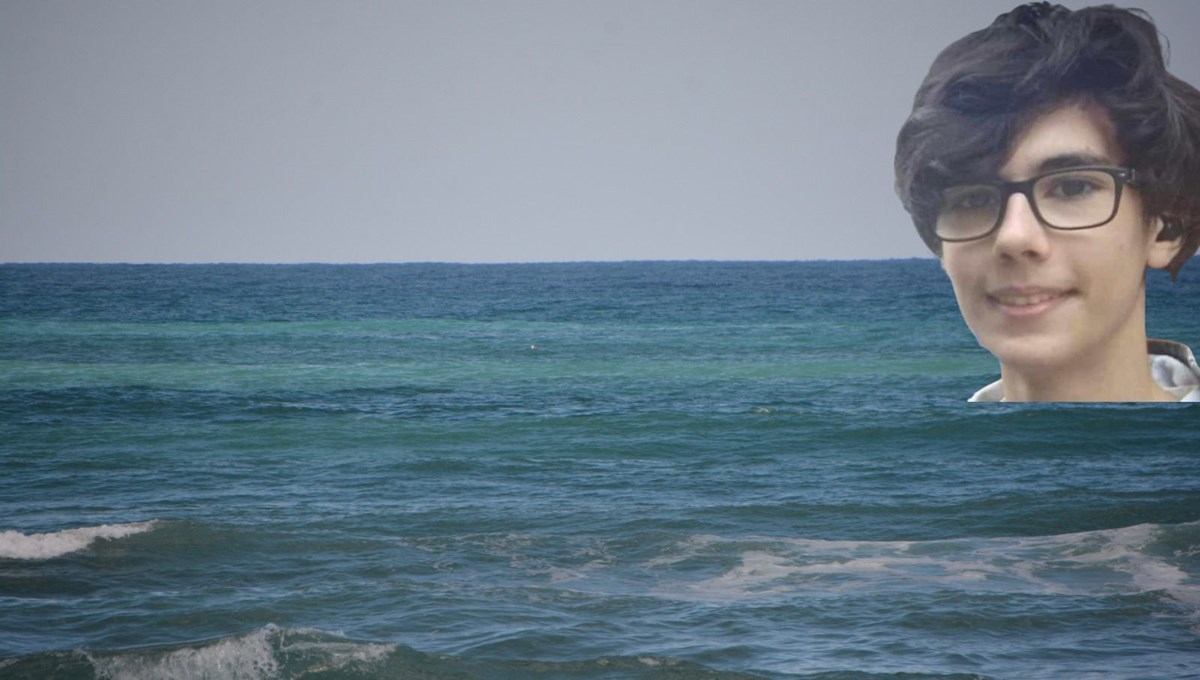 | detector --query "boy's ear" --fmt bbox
[1147,216,1185,269]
